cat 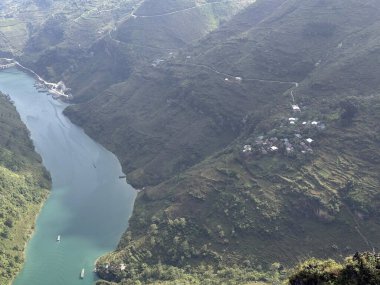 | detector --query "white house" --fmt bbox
[292,104,301,112]
[243,145,252,153]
